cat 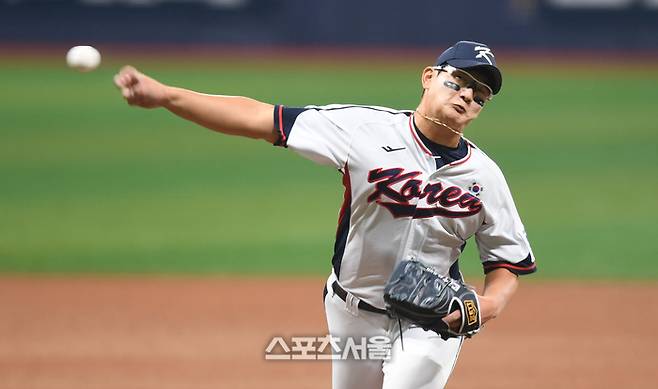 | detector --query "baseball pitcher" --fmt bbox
[114,40,537,389]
